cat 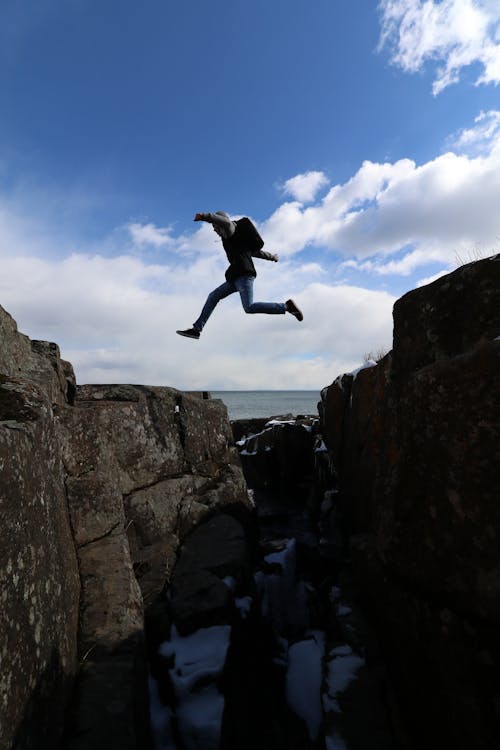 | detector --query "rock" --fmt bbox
[319,256,500,749]
[65,646,151,750]
[391,254,500,377]
[235,416,318,504]
[231,417,270,444]
[174,513,250,581]
[169,570,232,634]
[0,308,80,750]
[0,303,251,749]
[170,513,250,634]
